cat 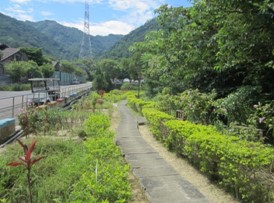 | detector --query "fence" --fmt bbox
[0,84,92,121]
